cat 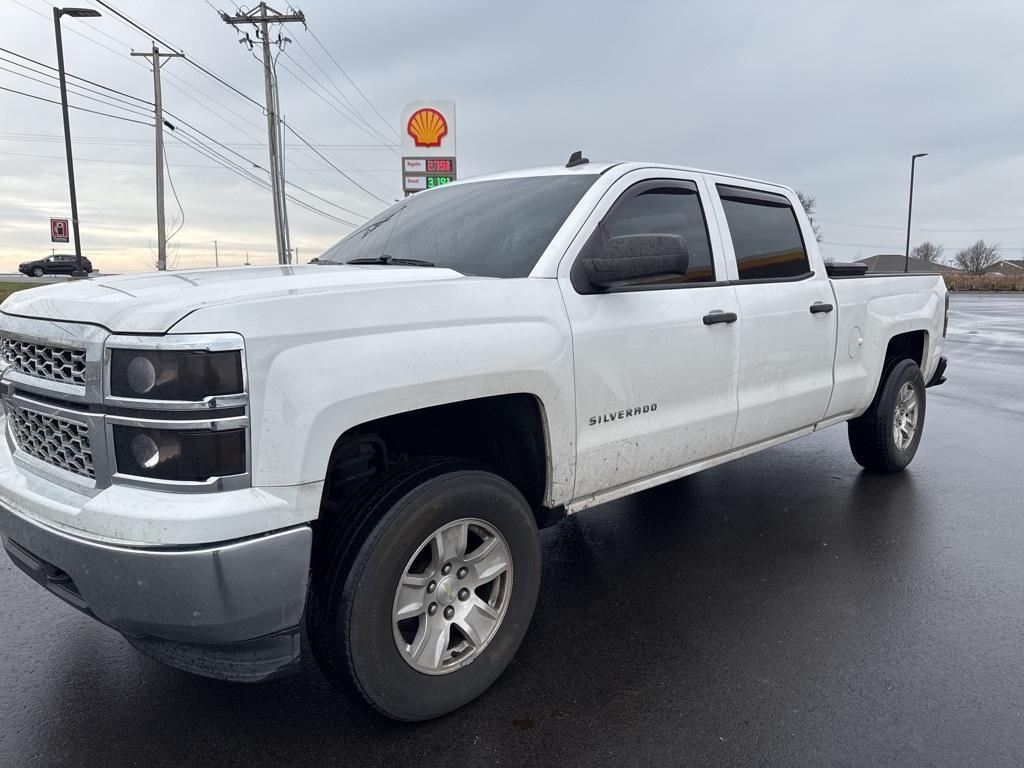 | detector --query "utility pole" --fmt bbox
[132,44,183,271]
[222,3,304,265]
[213,240,219,267]
[279,113,291,263]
